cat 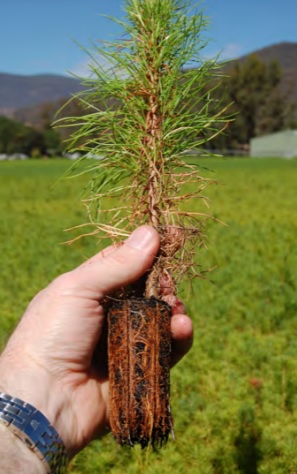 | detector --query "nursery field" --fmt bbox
[0,158,297,473]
